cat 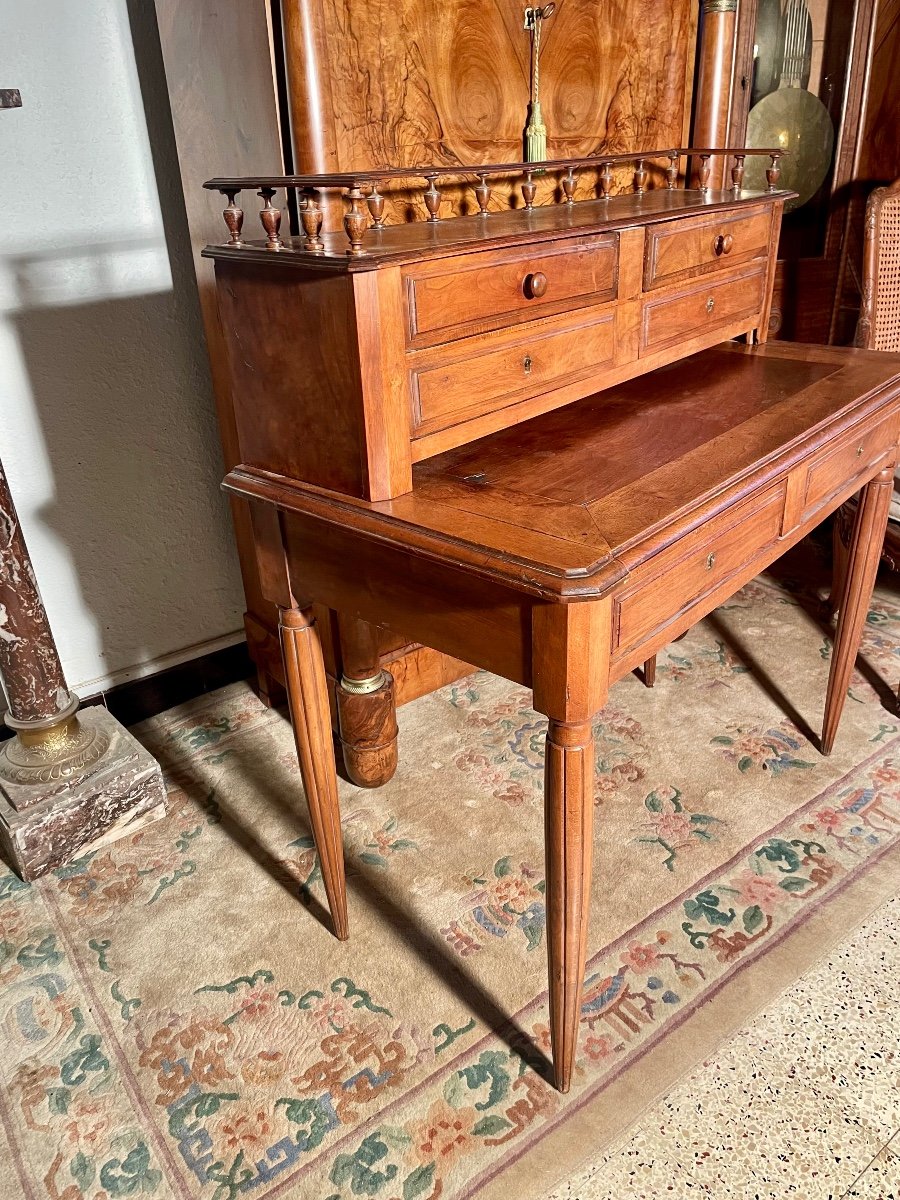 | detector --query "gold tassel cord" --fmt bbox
[525,4,555,163]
